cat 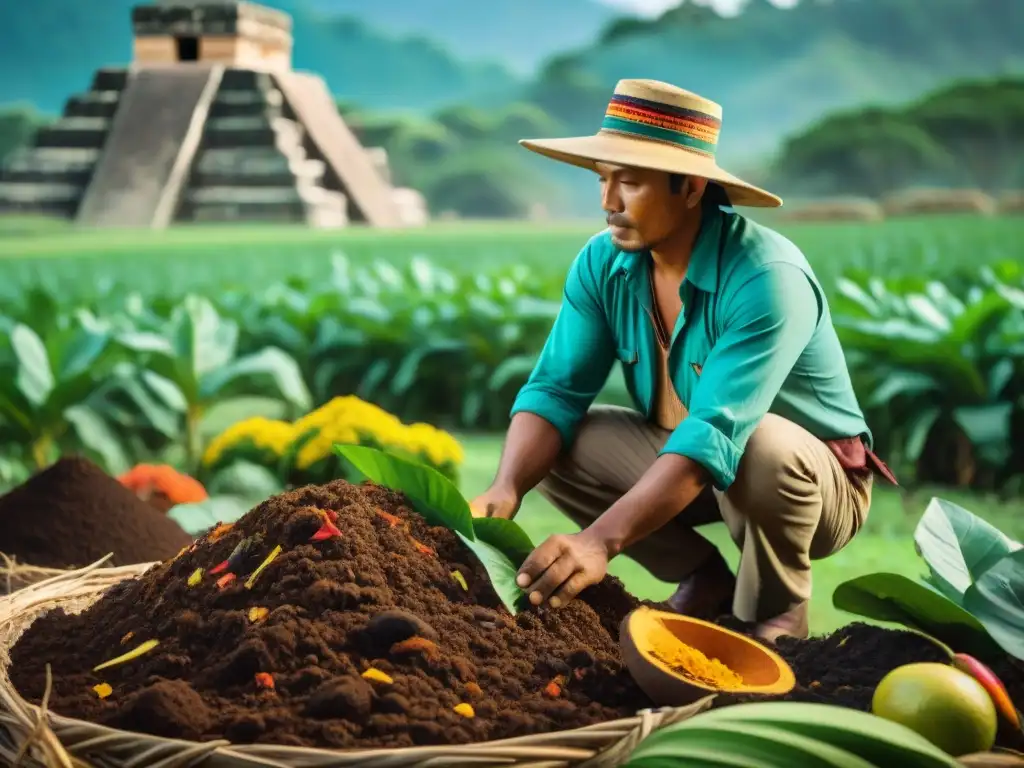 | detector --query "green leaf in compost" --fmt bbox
[335,444,475,540]
[457,531,526,614]
[914,497,1022,604]
[832,572,997,657]
[472,517,534,568]
[963,548,1024,662]
[676,702,959,768]
[11,324,54,408]
[627,719,877,768]
[334,445,531,614]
